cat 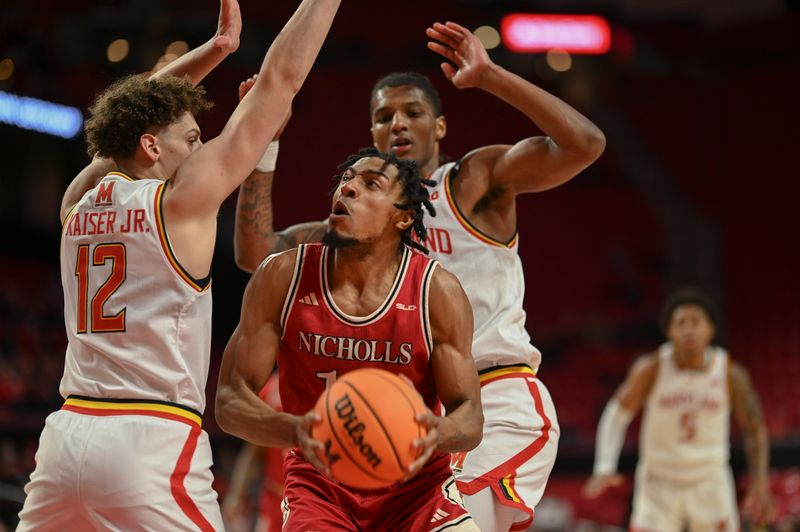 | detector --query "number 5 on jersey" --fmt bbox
[75,243,127,333]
